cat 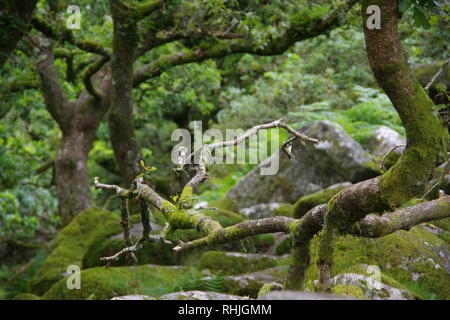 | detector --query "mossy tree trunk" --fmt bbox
[108,0,143,186]
[316,0,448,290]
